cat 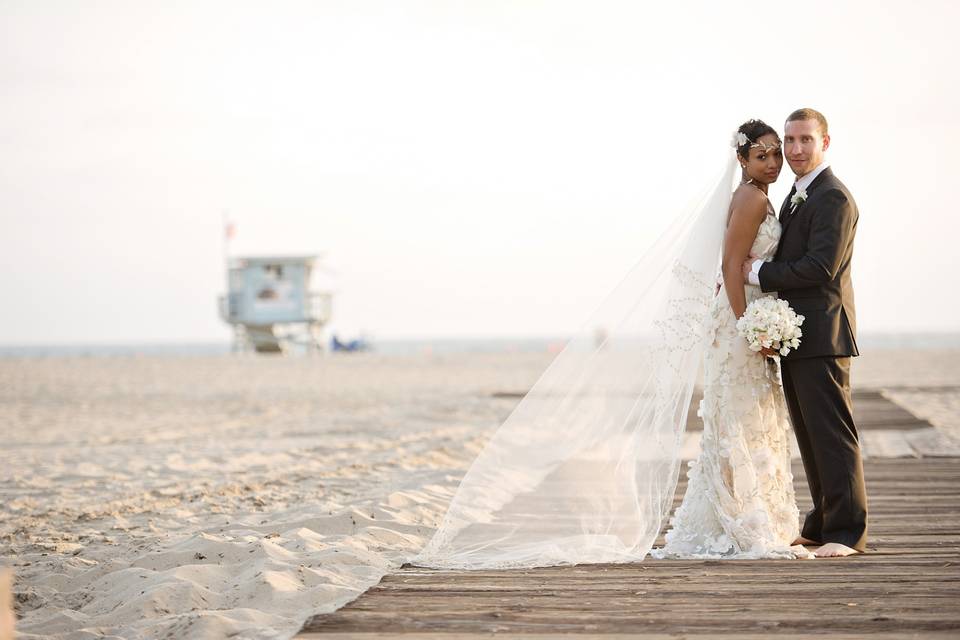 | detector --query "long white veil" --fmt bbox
[412,153,738,570]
